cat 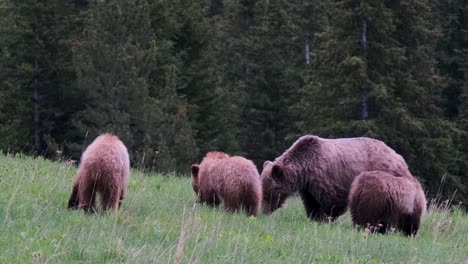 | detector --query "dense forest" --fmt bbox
[0,0,467,206]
